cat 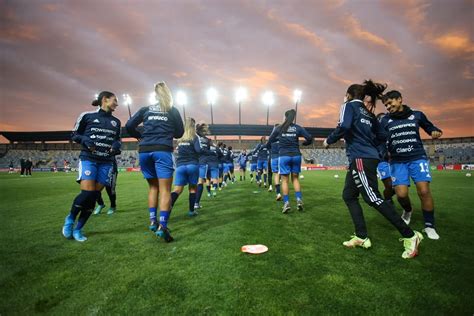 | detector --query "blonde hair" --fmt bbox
[154,81,173,112]
[179,117,196,142]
